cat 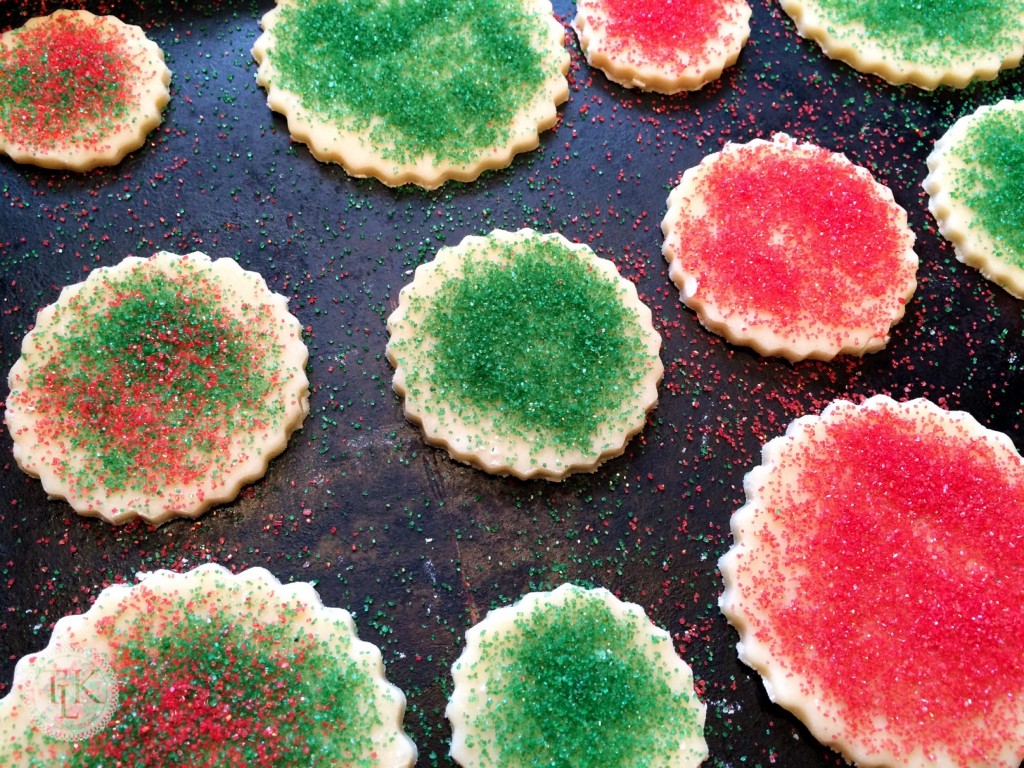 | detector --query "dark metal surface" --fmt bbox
[2,1,1023,766]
